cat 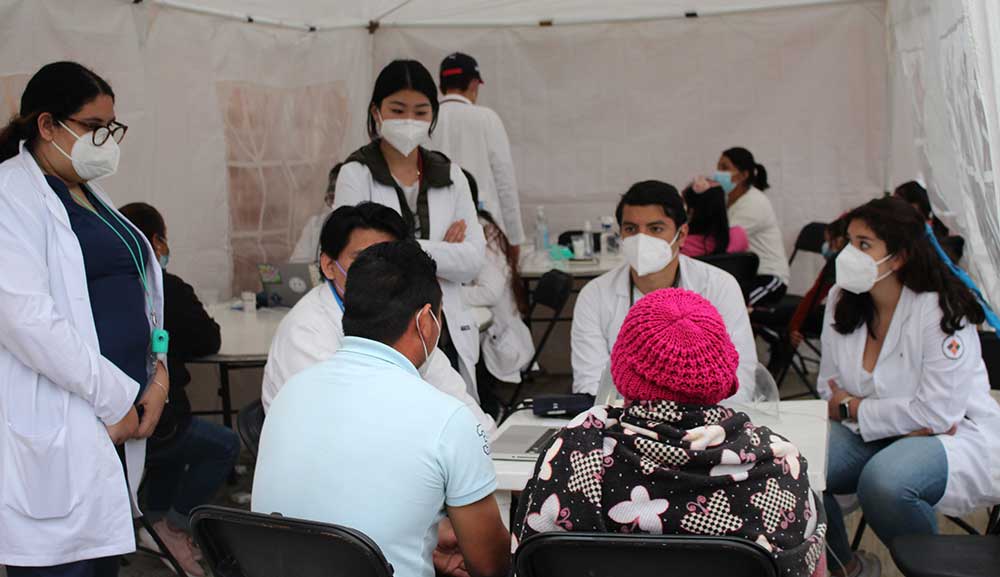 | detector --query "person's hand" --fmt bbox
[444,220,467,244]
[789,330,804,348]
[134,362,169,438]
[106,406,140,445]
[906,424,958,437]
[692,175,714,193]
[433,518,470,577]
[827,380,854,421]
